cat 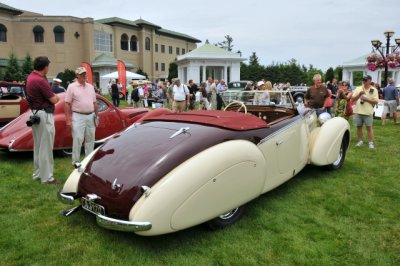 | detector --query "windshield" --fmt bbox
[223,90,295,109]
